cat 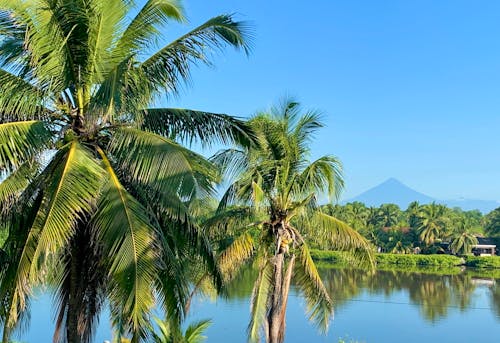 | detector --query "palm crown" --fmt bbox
[208,99,374,343]
[0,1,253,342]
